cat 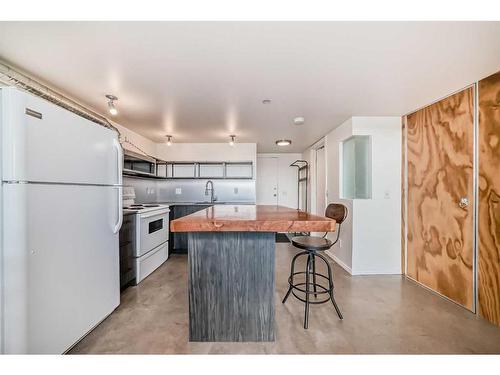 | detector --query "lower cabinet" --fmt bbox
[169,205,211,253]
